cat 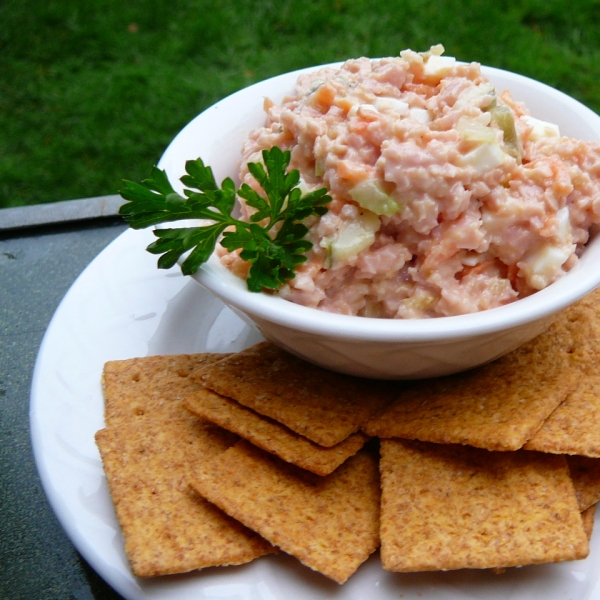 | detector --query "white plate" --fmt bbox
[30,226,600,599]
